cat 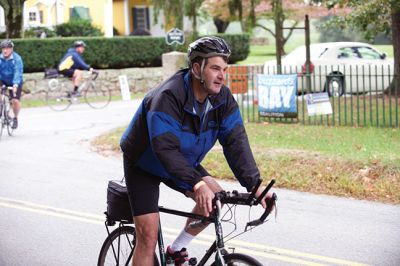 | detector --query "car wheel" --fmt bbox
[325,74,345,97]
